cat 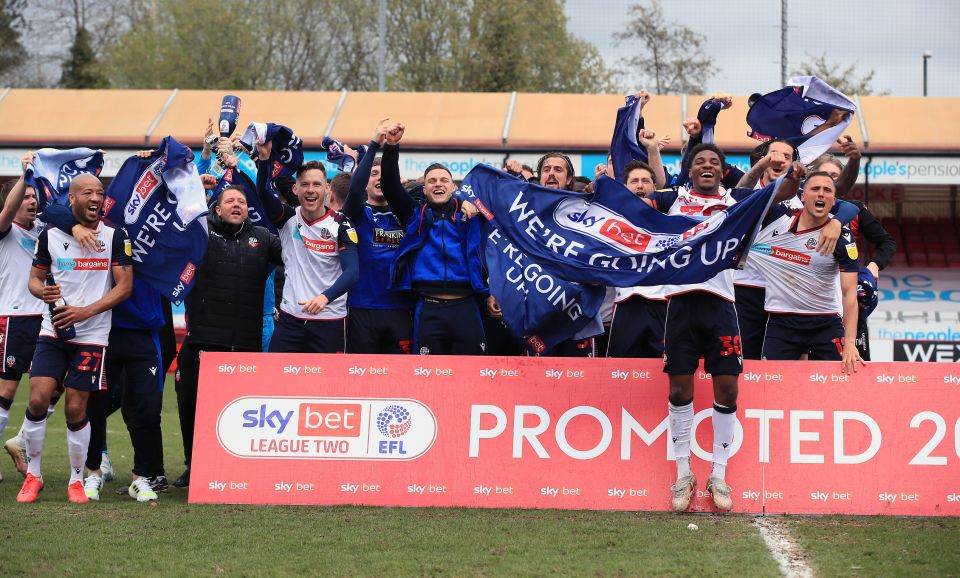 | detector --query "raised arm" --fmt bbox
[638,129,667,189]
[0,152,35,233]
[379,123,416,225]
[835,136,861,198]
[343,123,387,222]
